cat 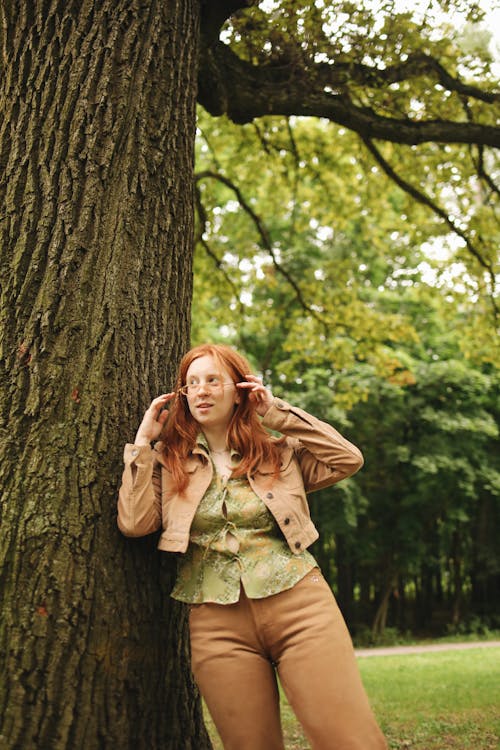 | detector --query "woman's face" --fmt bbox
[184,354,240,433]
